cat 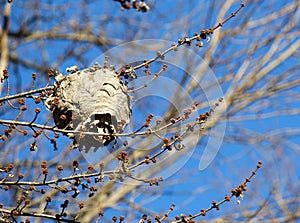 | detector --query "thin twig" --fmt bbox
[0,86,54,103]
[172,161,262,223]
[0,208,80,223]
[125,1,248,73]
